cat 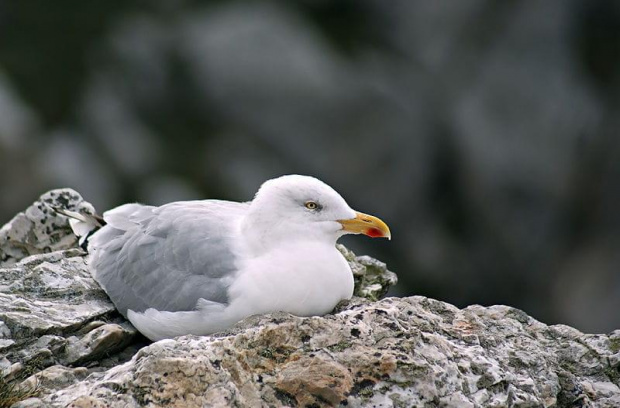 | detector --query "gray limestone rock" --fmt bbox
[0,189,95,267]
[338,244,398,301]
[0,249,137,397]
[0,191,141,407]
[13,297,620,408]
[2,189,619,407]
[0,251,114,340]
[61,323,137,367]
